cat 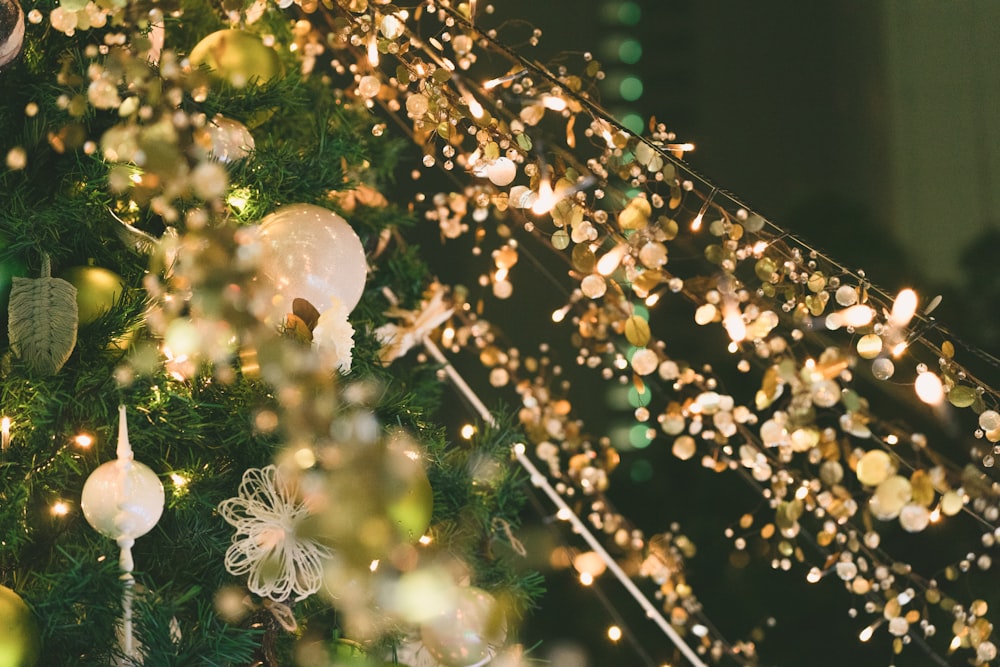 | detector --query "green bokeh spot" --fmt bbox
[620,76,644,101]
[618,1,641,25]
[619,39,642,64]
